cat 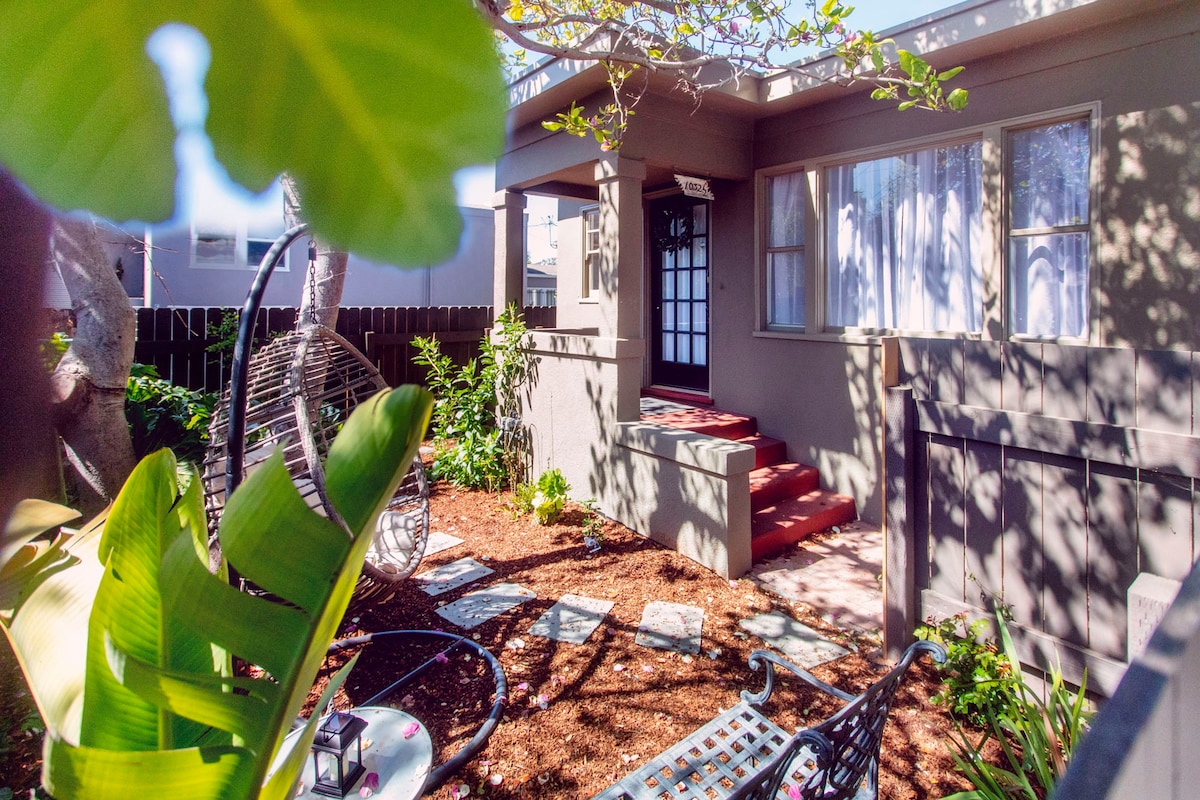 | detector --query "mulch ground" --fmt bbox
[1,480,980,798]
